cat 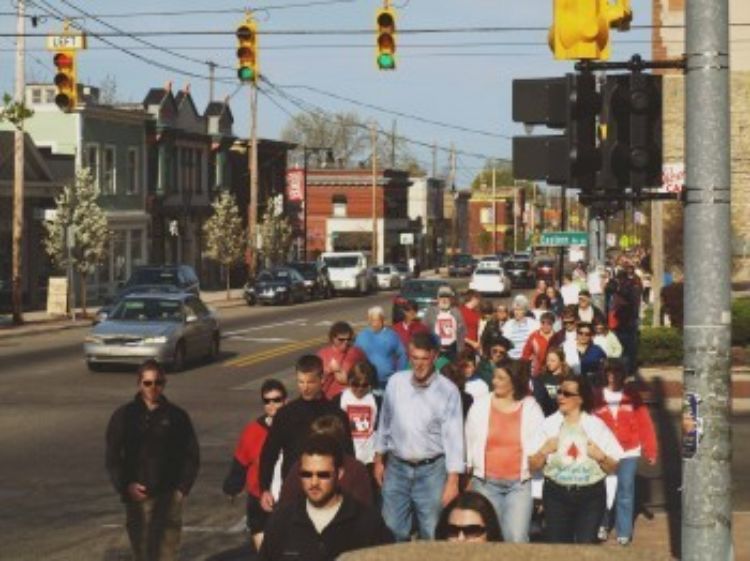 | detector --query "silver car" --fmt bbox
[83,293,220,372]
